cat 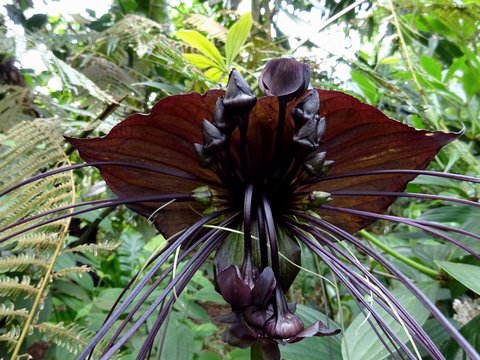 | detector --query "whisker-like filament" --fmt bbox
[77,211,233,359]
[286,218,443,358]
[319,204,480,259]
[98,226,232,359]
[0,160,220,198]
[322,190,479,207]
[286,223,422,359]
[300,213,480,360]
[0,194,194,244]
[302,169,480,185]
